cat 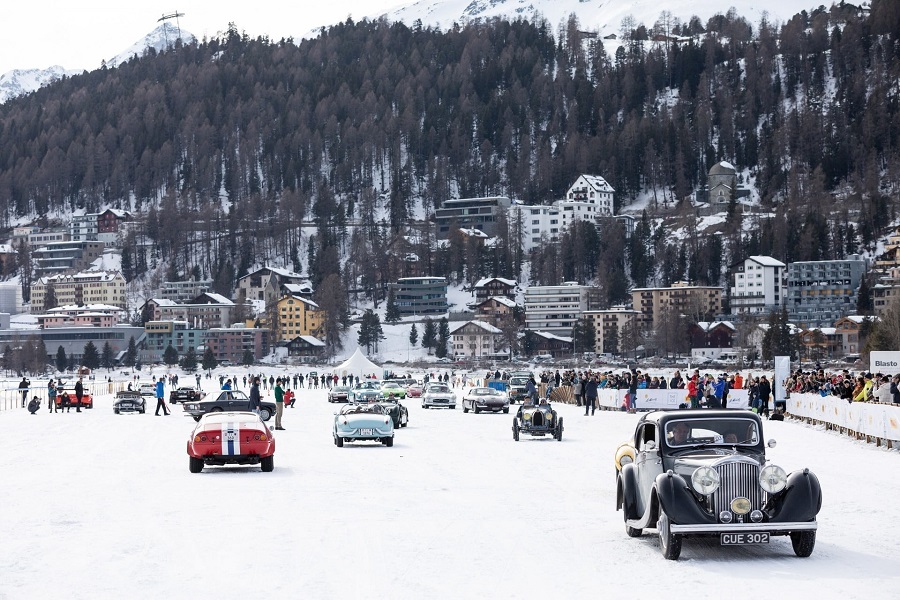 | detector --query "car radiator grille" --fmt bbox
[710,462,766,515]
